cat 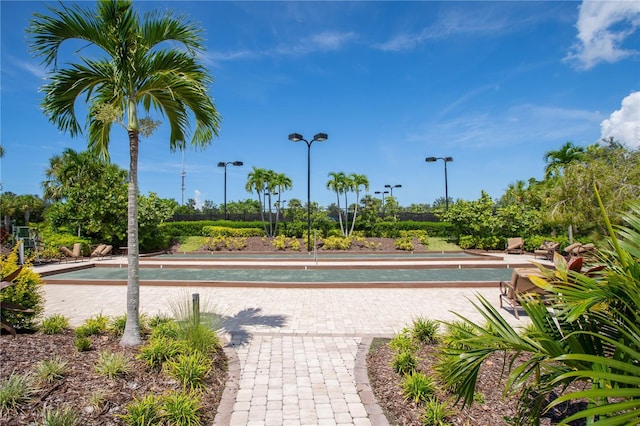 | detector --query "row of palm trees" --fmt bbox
[244,167,371,238]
